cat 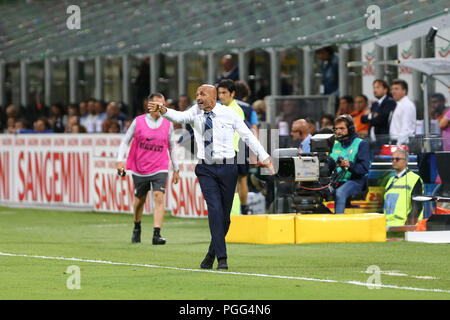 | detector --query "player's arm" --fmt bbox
[233,113,274,175]
[149,101,198,124]
[116,119,136,176]
[168,122,180,184]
